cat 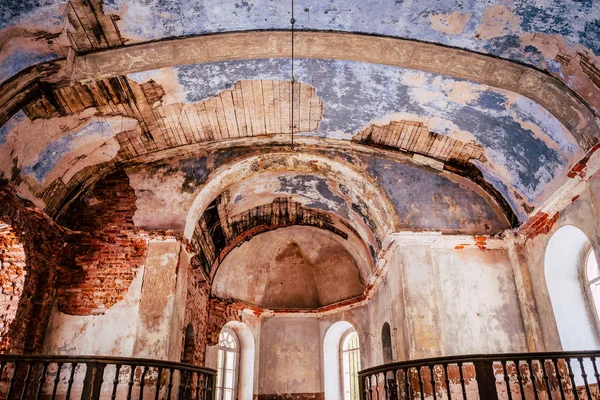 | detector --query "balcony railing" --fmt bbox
[0,354,216,400]
[358,351,600,400]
